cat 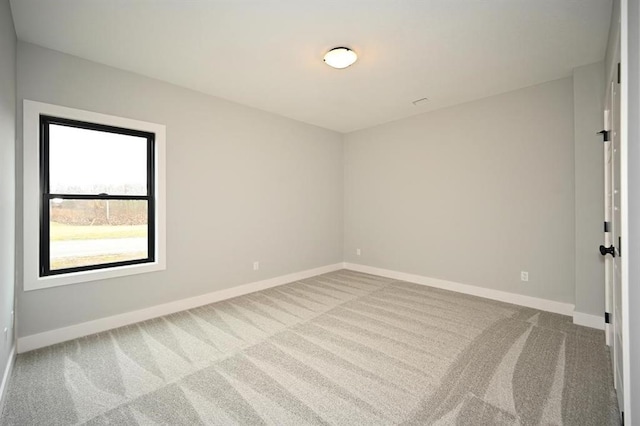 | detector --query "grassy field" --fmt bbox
[50,222,147,241]
[51,252,147,270]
